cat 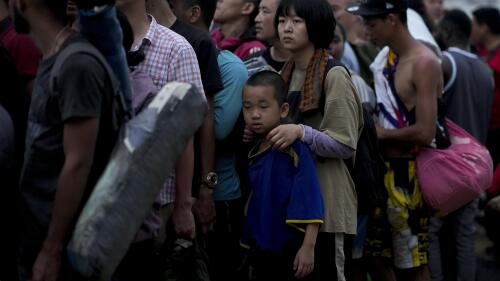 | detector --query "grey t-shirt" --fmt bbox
[443,47,494,144]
